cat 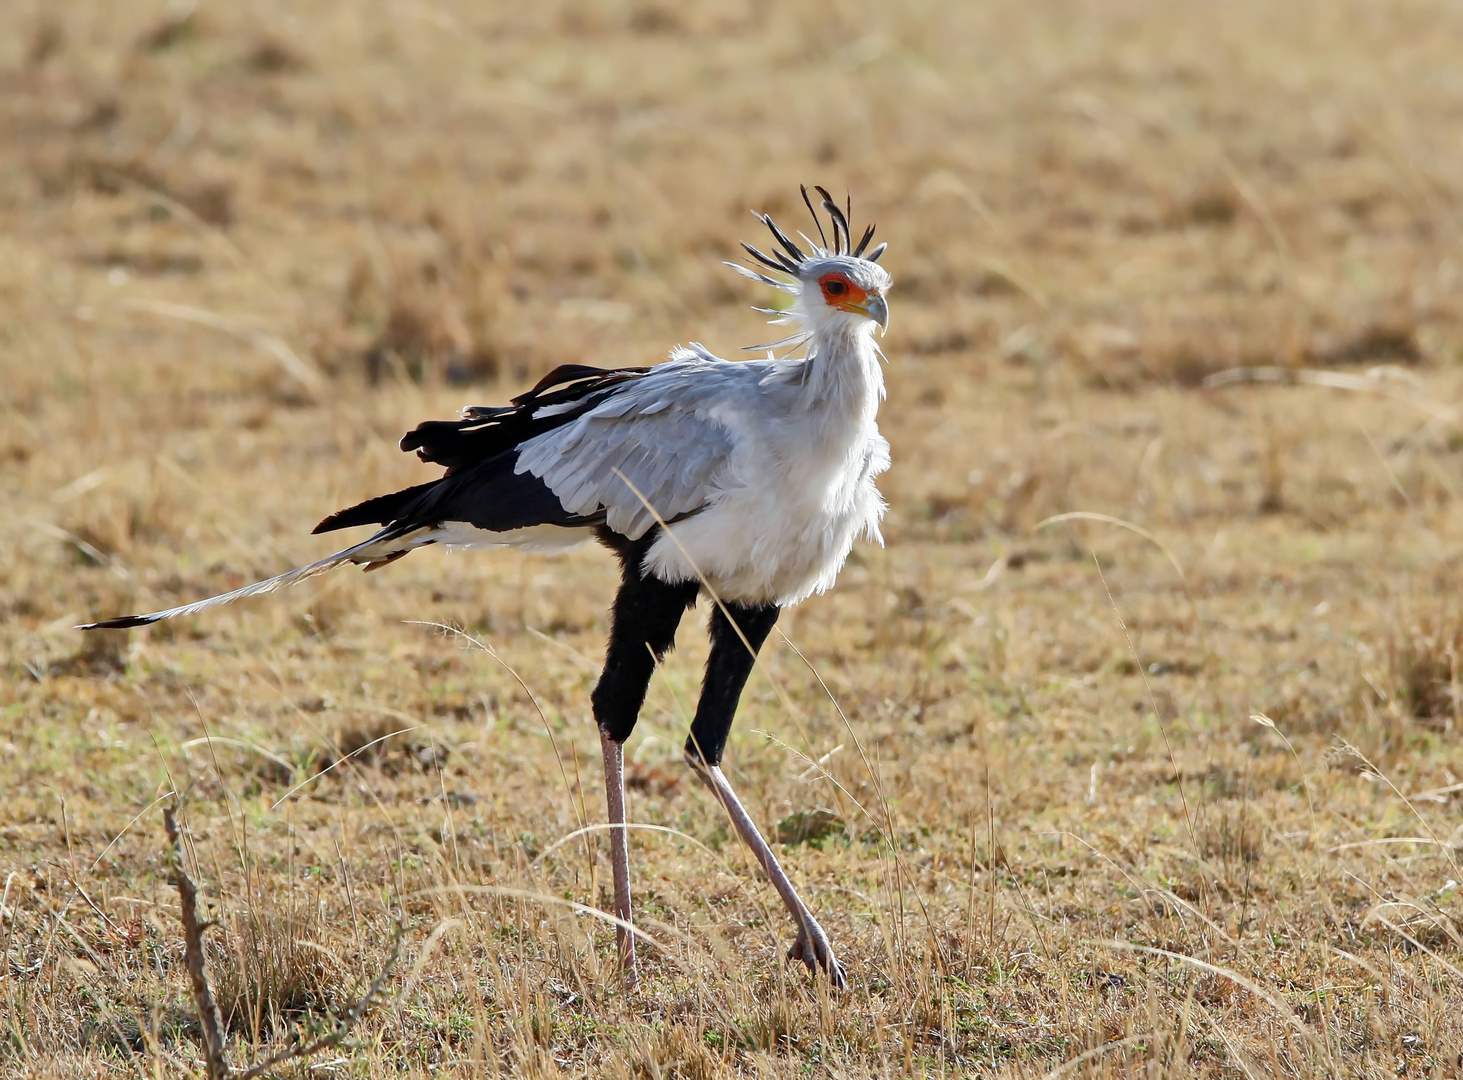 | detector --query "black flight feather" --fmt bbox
[317,363,651,535]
